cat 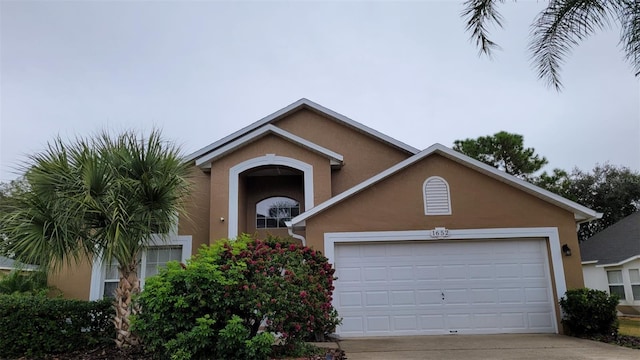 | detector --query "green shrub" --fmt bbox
[0,270,48,295]
[560,288,619,336]
[132,235,340,360]
[0,294,113,358]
